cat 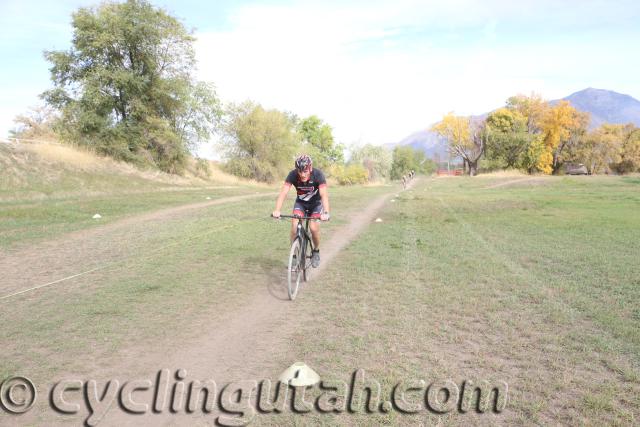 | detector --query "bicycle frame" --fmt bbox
[277,214,317,253]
